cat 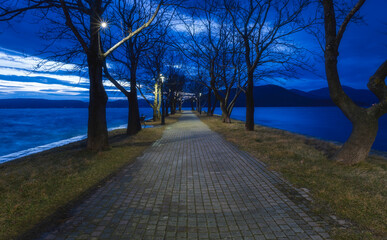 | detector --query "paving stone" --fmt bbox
[35,111,330,239]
